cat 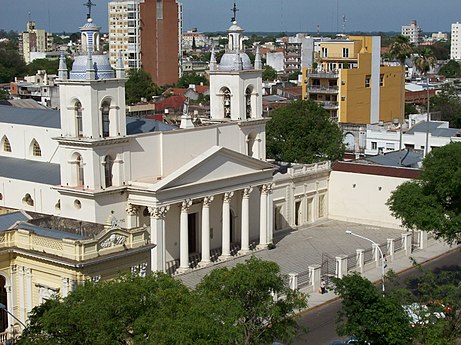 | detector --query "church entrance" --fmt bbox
[188,213,198,254]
